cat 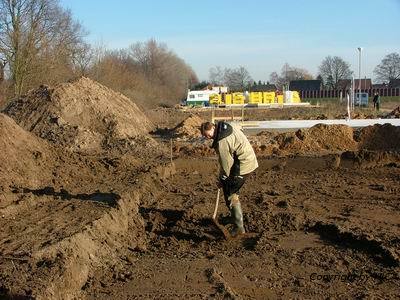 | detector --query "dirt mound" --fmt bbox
[3,77,154,152]
[0,113,54,189]
[172,114,204,138]
[301,124,357,151]
[351,112,374,119]
[0,108,174,298]
[387,106,400,118]
[355,124,400,151]
[254,124,358,155]
[172,122,400,157]
[254,124,400,156]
